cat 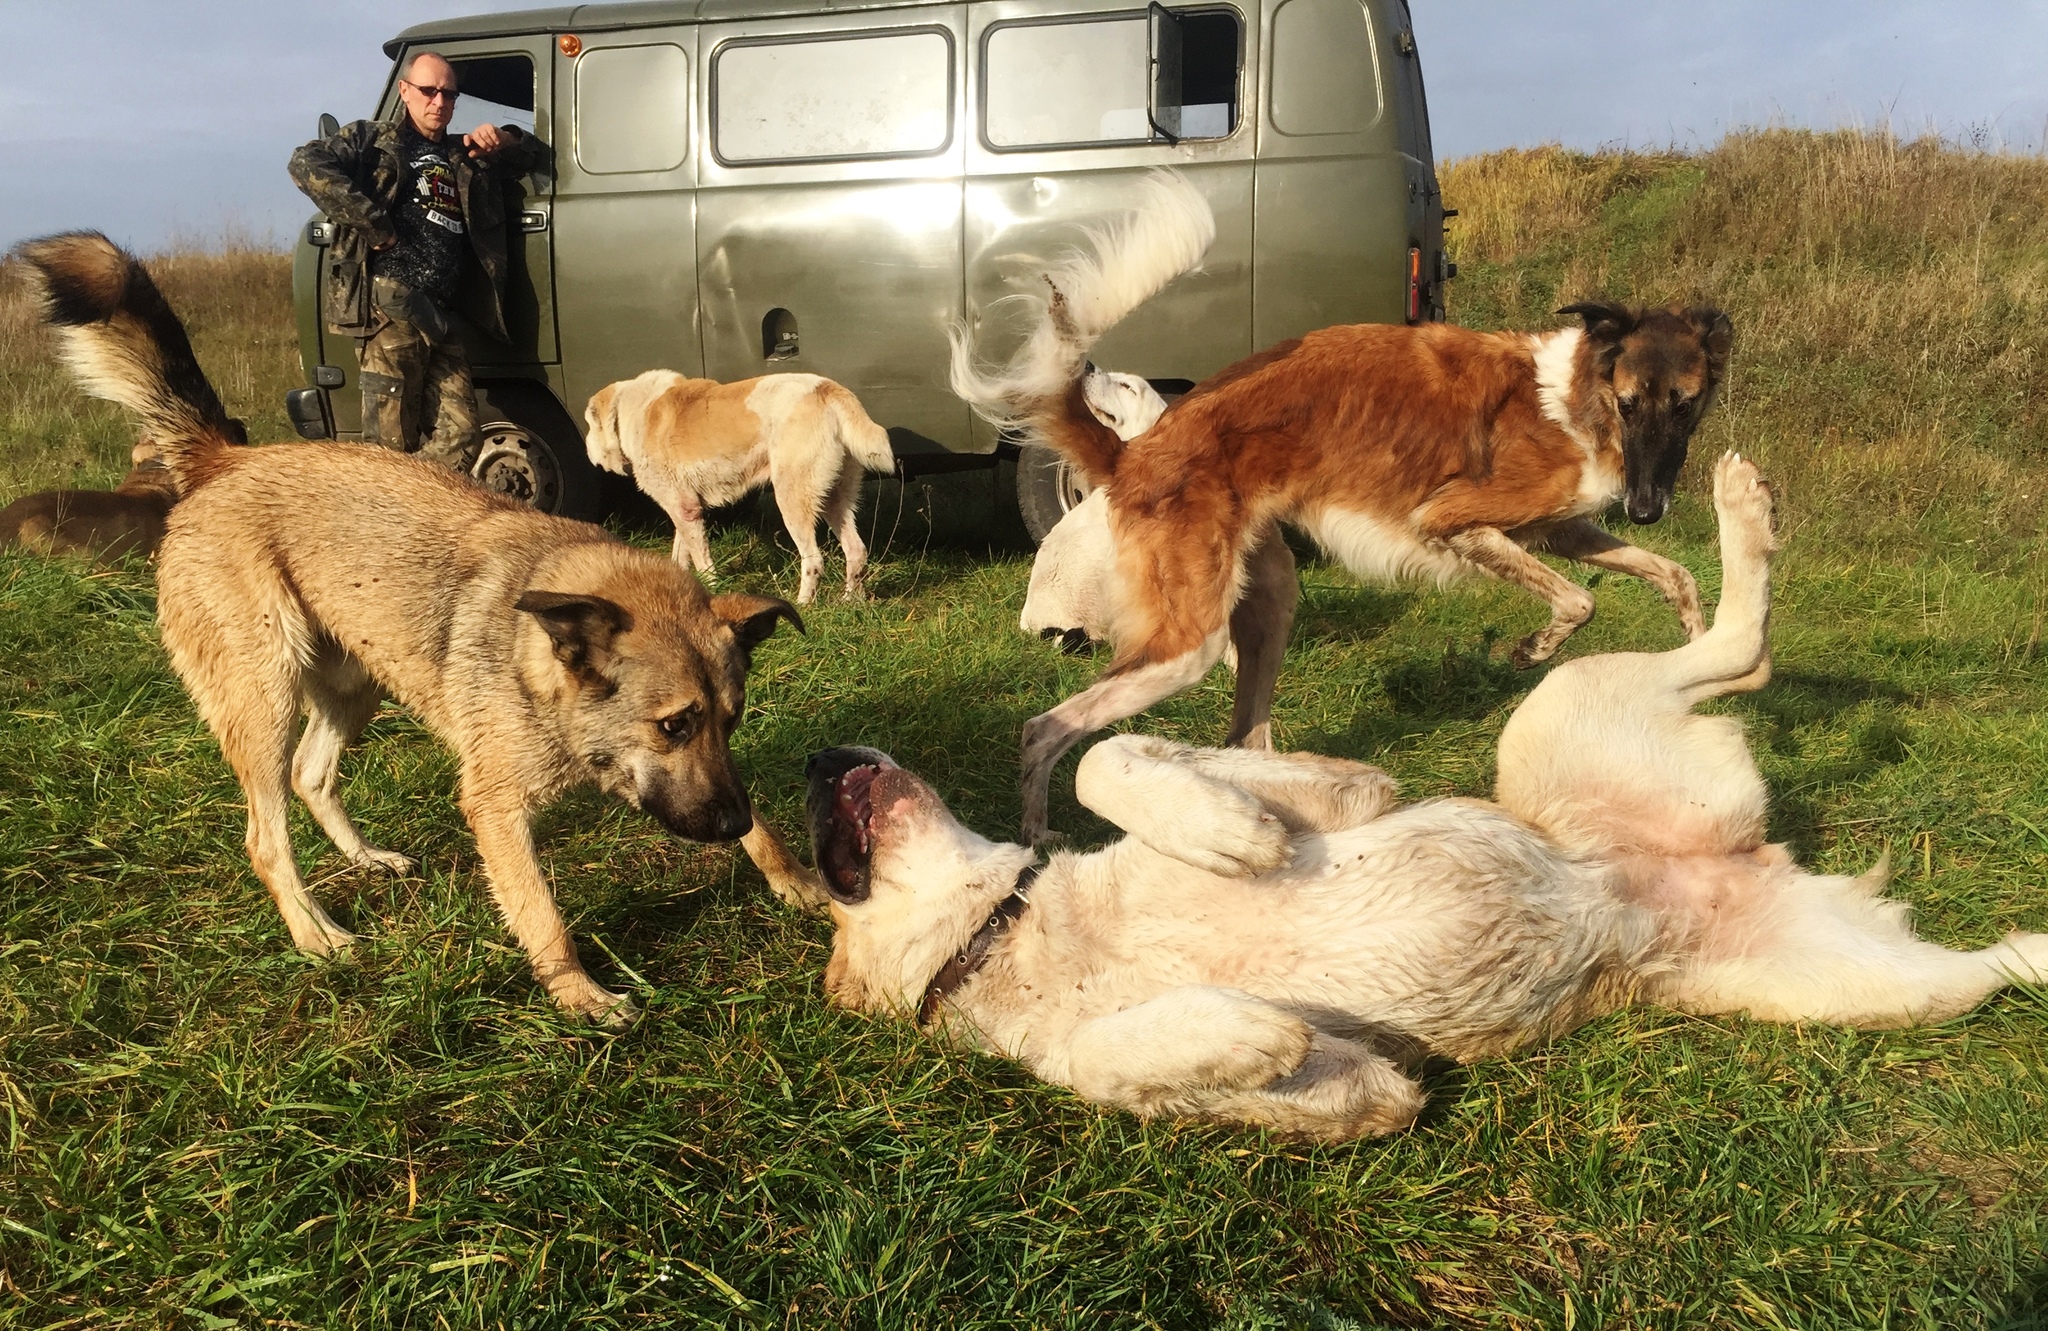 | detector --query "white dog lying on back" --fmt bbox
[585,370,896,604]
[807,454,2048,1140]
[1019,369,1166,652]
